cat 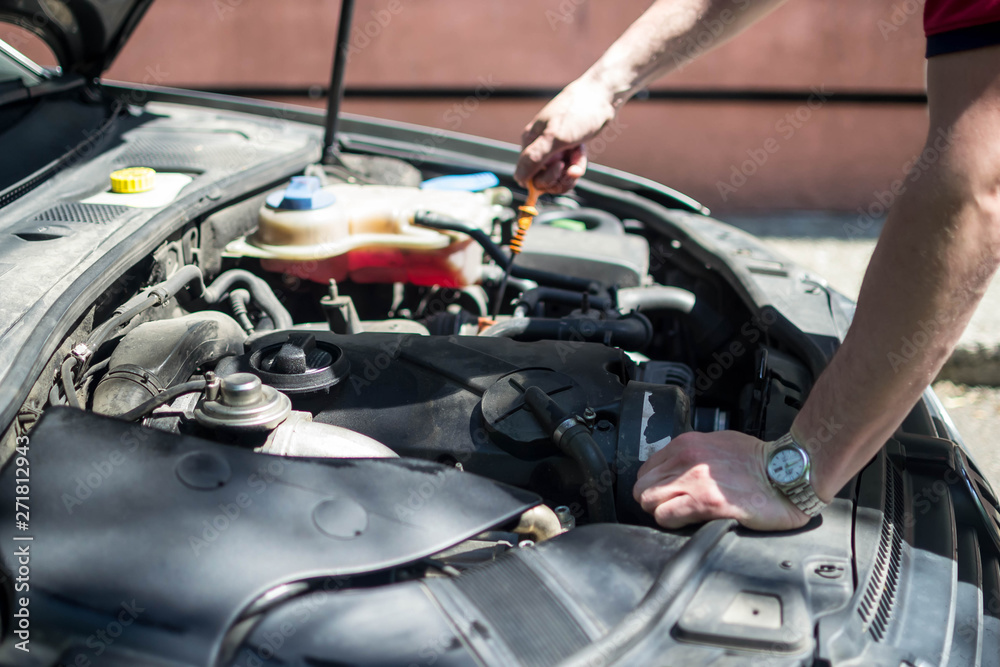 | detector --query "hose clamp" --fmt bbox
[70,343,93,363]
[553,417,581,446]
[145,285,171,305]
